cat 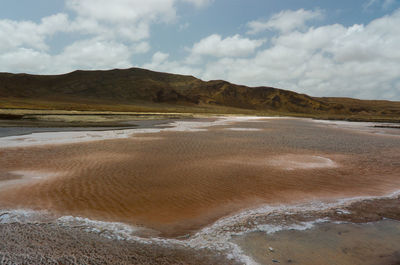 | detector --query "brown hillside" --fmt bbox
[0,68,399,121]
